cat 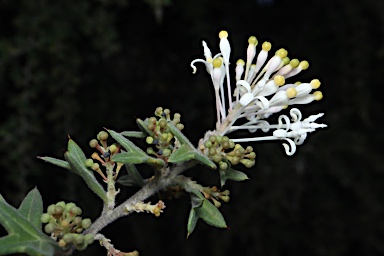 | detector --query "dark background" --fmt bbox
[1,0,383,255]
